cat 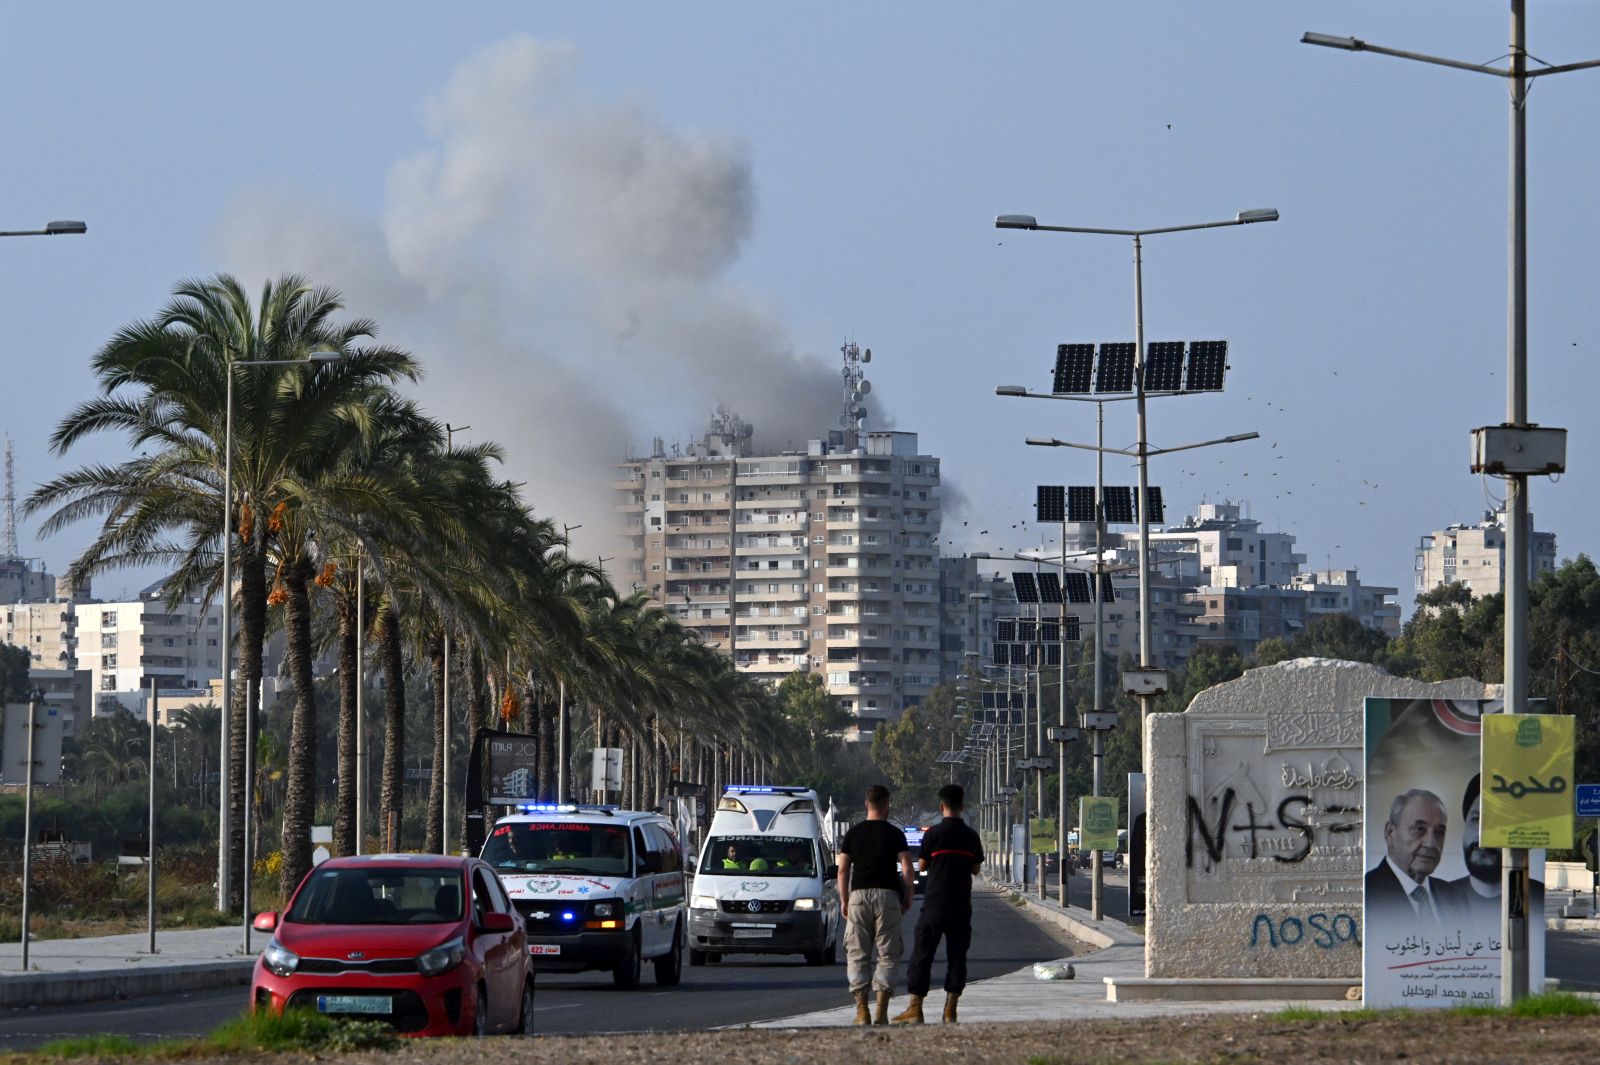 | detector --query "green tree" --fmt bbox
[871,684,963,817]
[0,643,28,703]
